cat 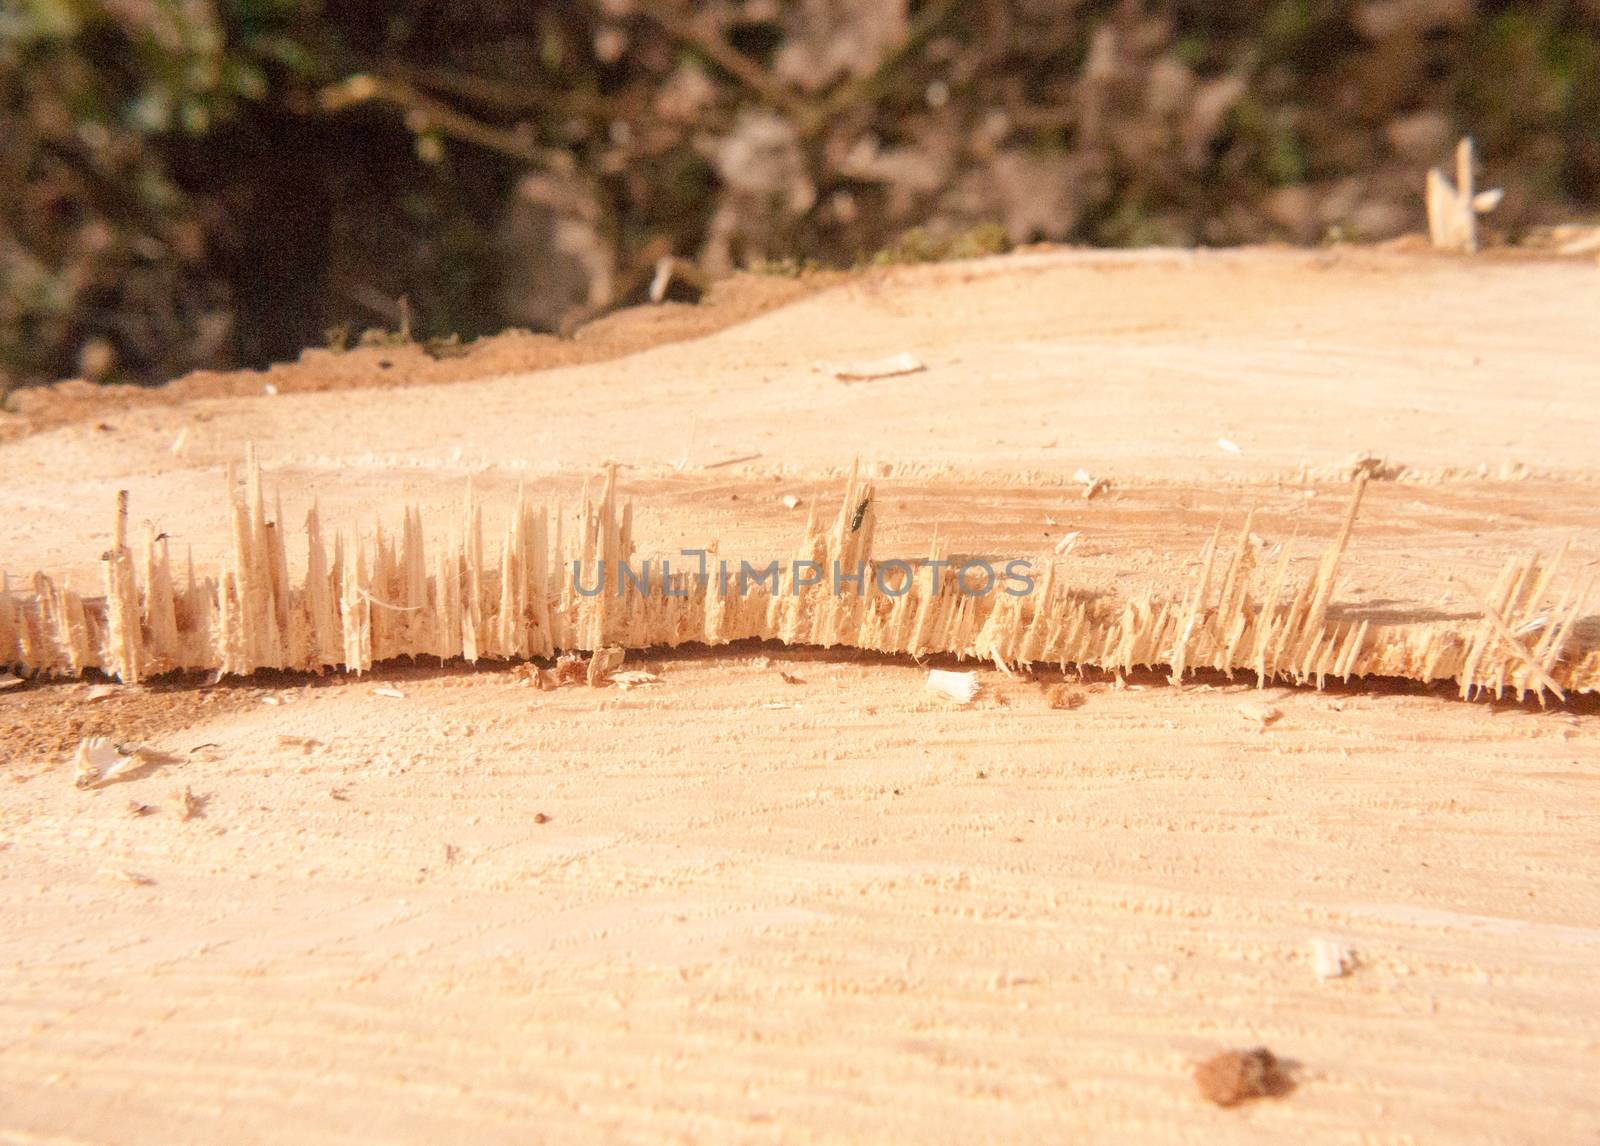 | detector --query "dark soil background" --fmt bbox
[3,0,1597,395]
